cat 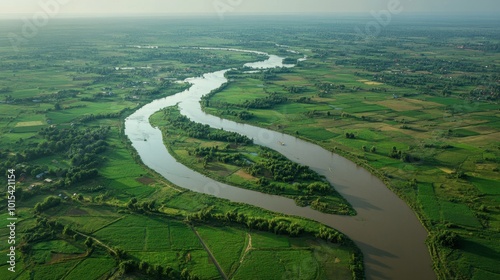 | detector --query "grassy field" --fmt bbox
[1,15,498,280]
[150,106,354,215]
[202,25,500,279]
[195,226,246,277]
[0,19,360,279]
[4,195,357,280]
